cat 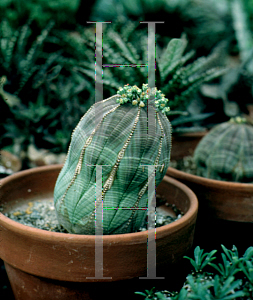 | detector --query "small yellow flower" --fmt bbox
[139,101,145,107]
[132,100,138,105]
